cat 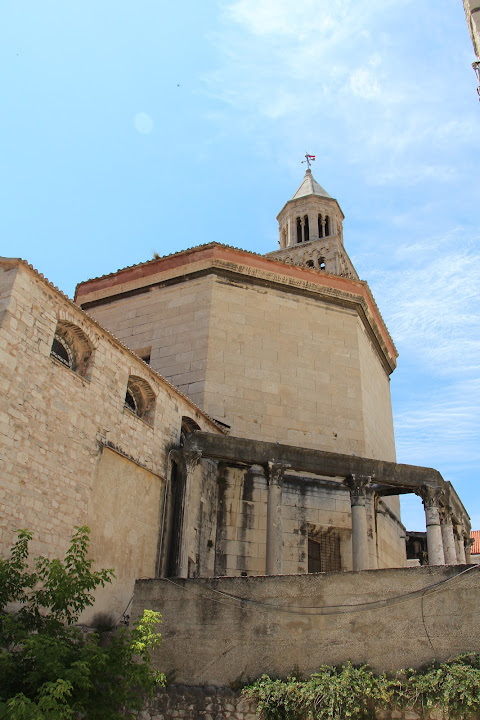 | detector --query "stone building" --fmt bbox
[0,170,471,623]
[462,0,480,96]
[0,256,223,619]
